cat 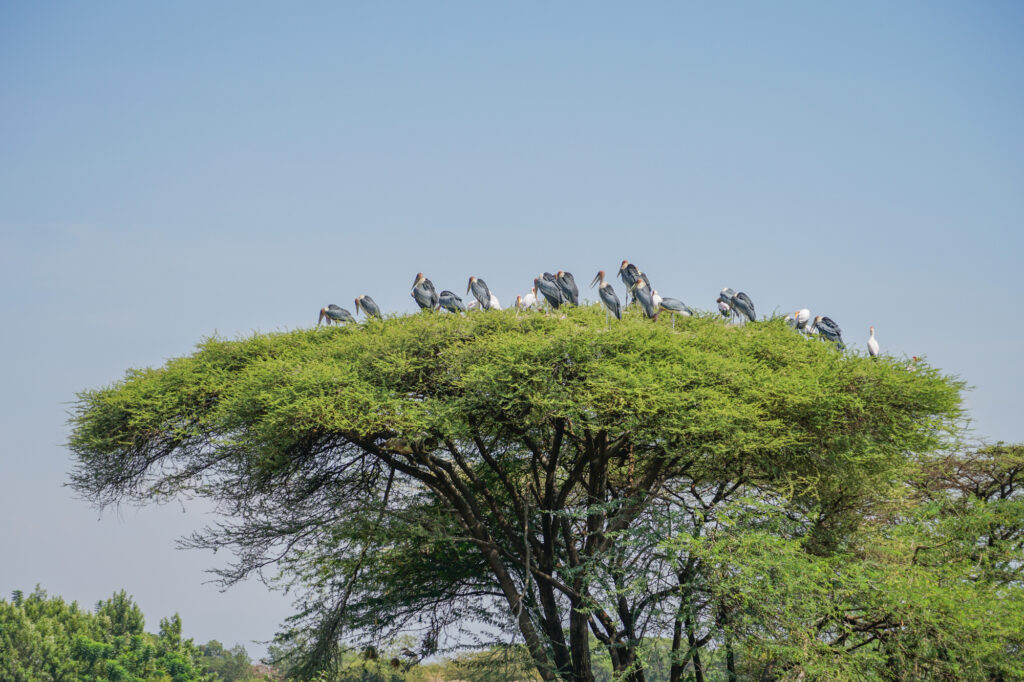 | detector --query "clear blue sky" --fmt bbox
[2,1,1022,659]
